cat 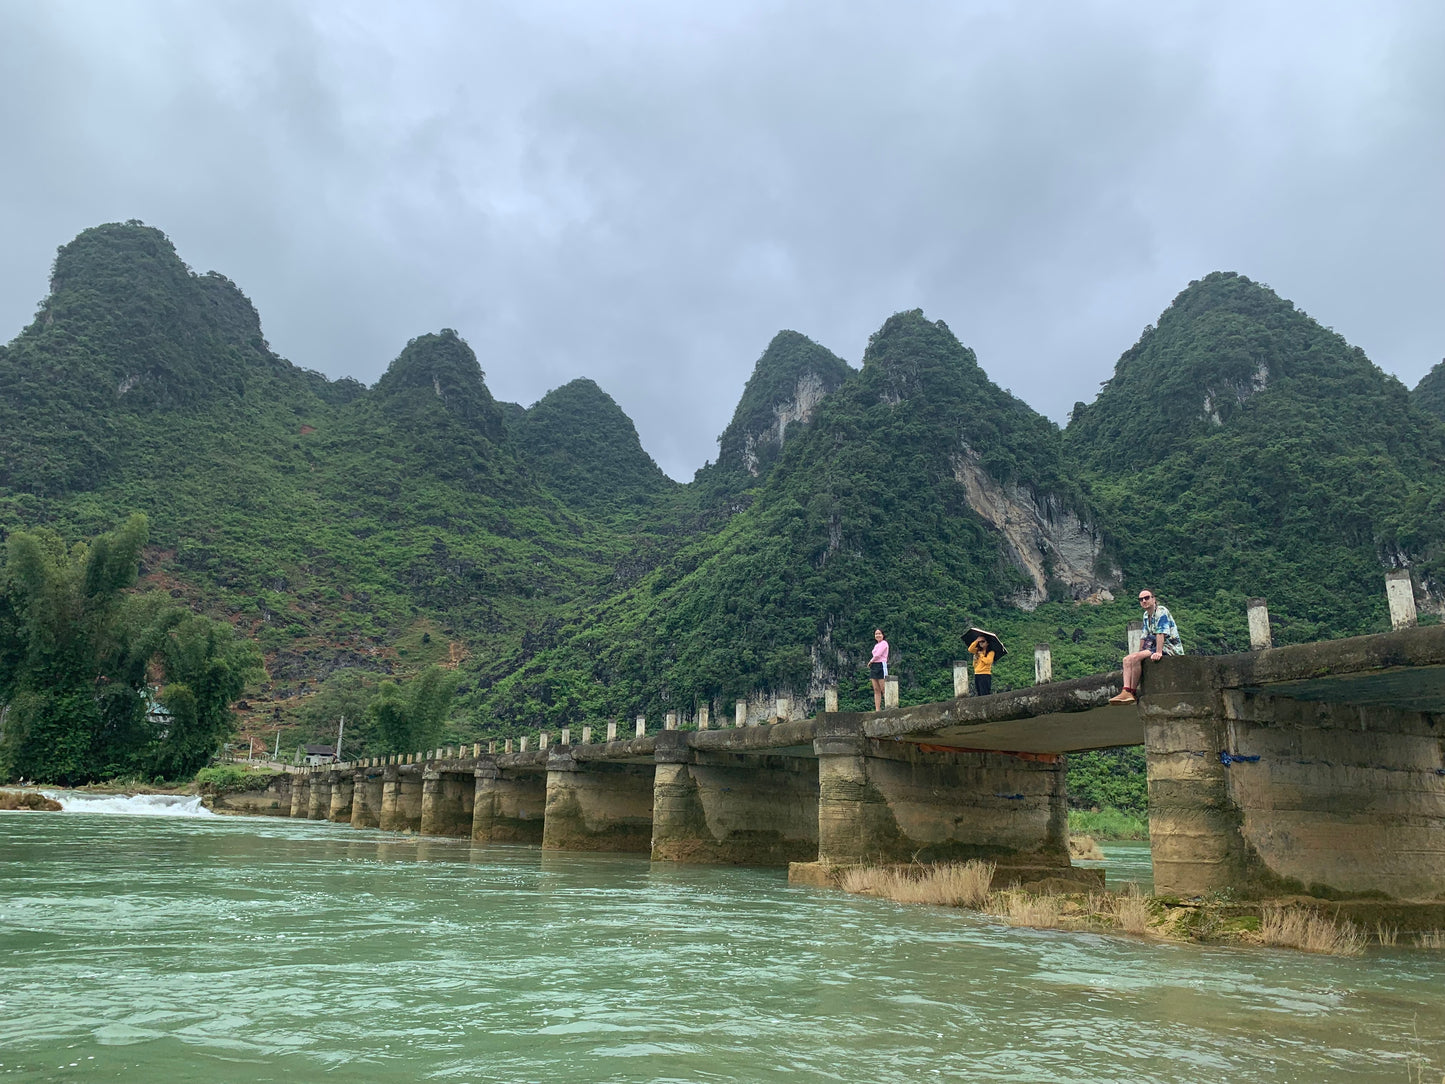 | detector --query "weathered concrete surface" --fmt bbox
[1141,633,1445,901]
[351,770,384,829]
[814,717,1070,868]
[204,772,292,816]
[380,764,423,833]
[420,766,475,838]
[862,675,1140,754]
[307,774,331,820]
[788,860,1104,892]
[473,755,547,844]
[542,753,654,852]
[327,772,354,823]
[650,731,818,865]
[289,774,309,818]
